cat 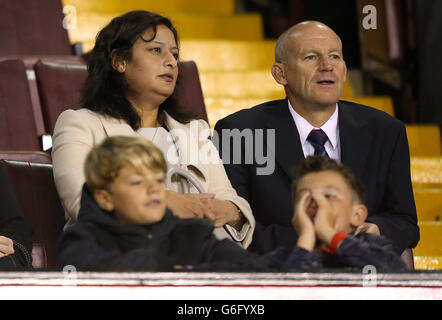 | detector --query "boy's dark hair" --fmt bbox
[81,10,194,130]
[291,155,366,204]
